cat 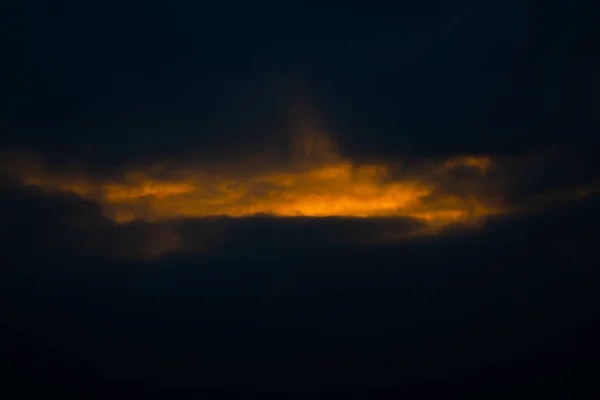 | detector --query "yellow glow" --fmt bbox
[6,132,504,234]
[443,156,491,175]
